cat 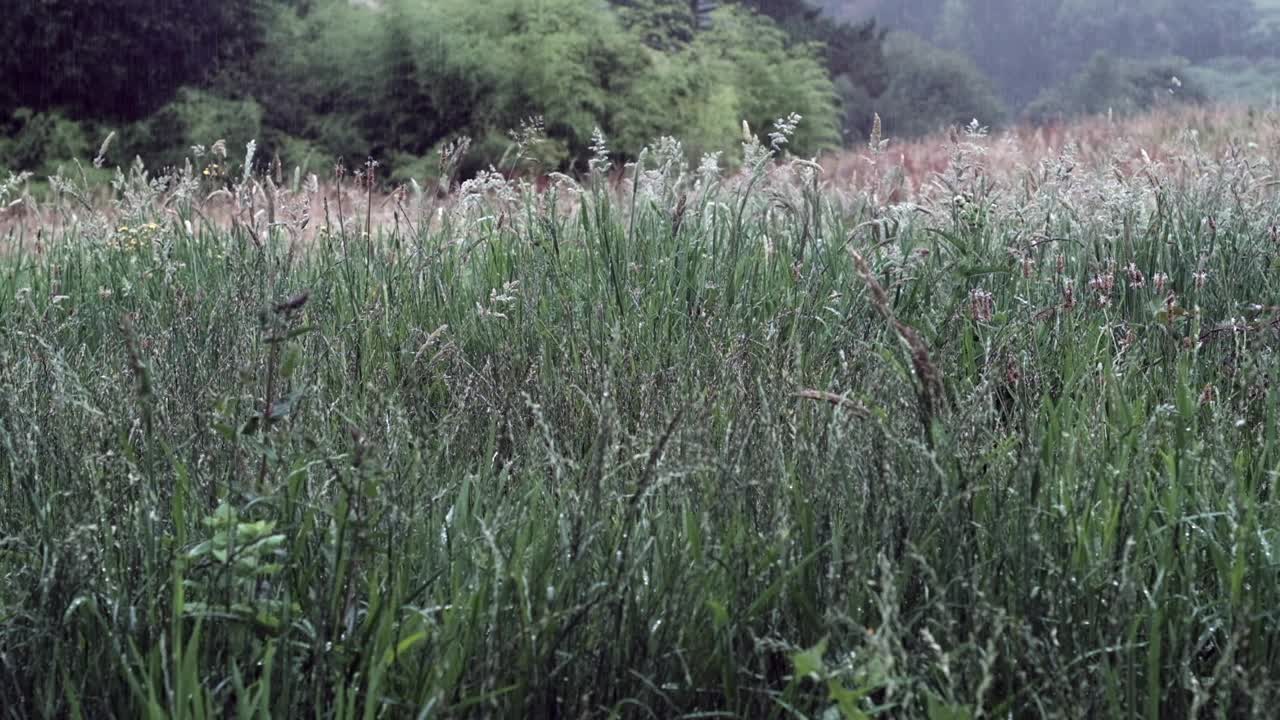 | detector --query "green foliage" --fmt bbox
[0,0,274,121]
[250,0,386,164]
[1025,52,1207,124]
[124,90,265,172]
[6,0,1266,174]
[733,0,891,140]
[936,0,1070,107]
[1188,56,1280,106]
[1051,0,1258,66]
[875,32,1006,138]
[253,0,839,174]
[695,6,841,154]
[614,0,698,50]
[0,110,93,174]
[850,0,1263,112]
